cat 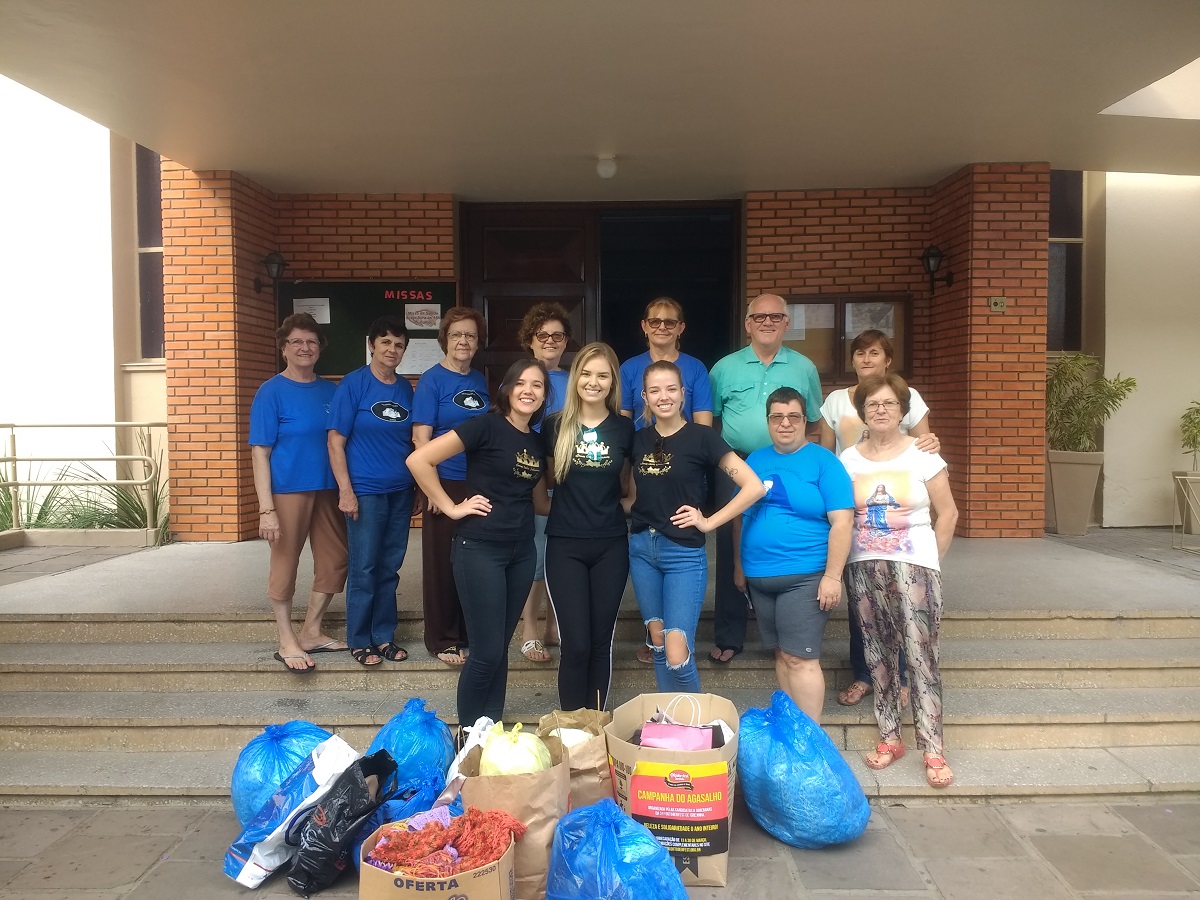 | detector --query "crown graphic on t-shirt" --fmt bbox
[513,449,541,480]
